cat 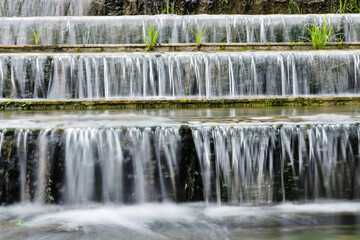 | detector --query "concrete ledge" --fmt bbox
[0,42,359,53]
[1,97,360,110]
